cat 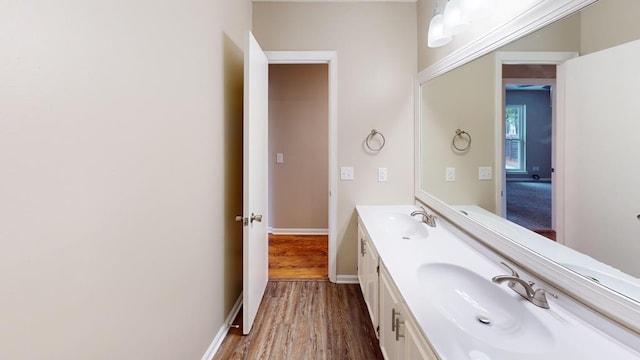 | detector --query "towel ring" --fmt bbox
[365,129,386,152]
[452,129,471,152]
